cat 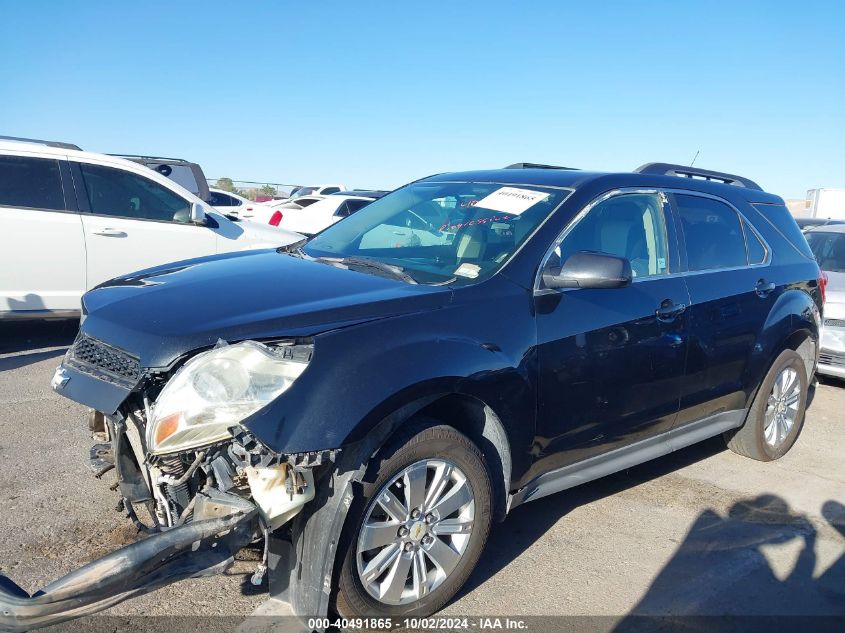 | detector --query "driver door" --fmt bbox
[532,191,690,474]
[74,161,216,288]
